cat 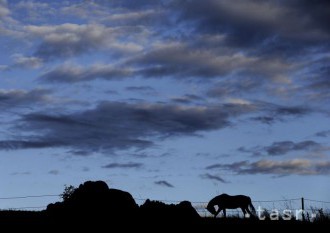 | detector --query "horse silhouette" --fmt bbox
[206,194,256,218]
